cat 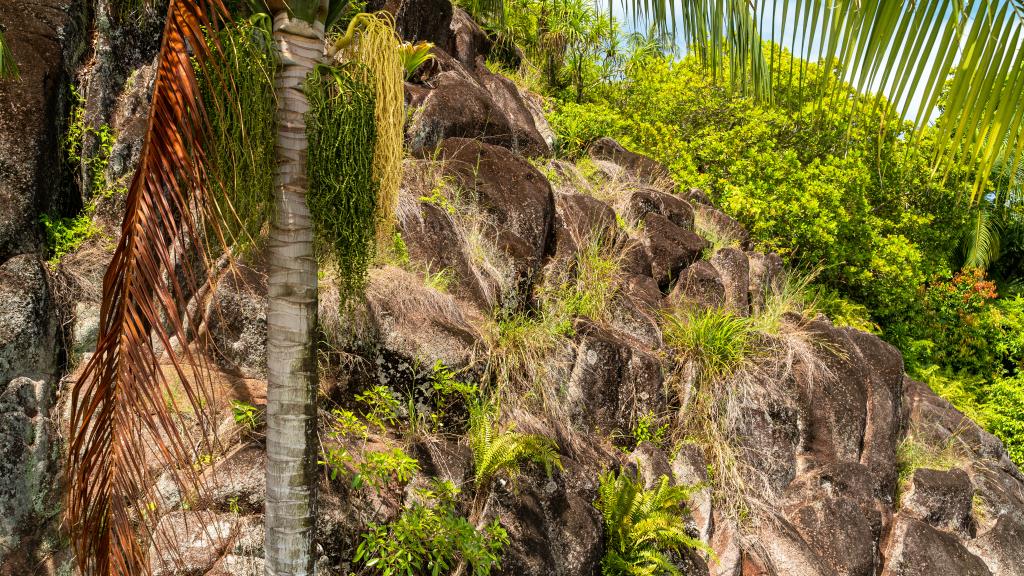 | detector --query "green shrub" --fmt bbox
[230,400,262,431]
[625,411,669,450]
[548,100,630,158]
[356,479,509,576]
[596,470,707,576]
[40,211,98,263]
[983,375,1024,466]
[353,448,420,489]
[421,360,479,433]
[355,385,402,431]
